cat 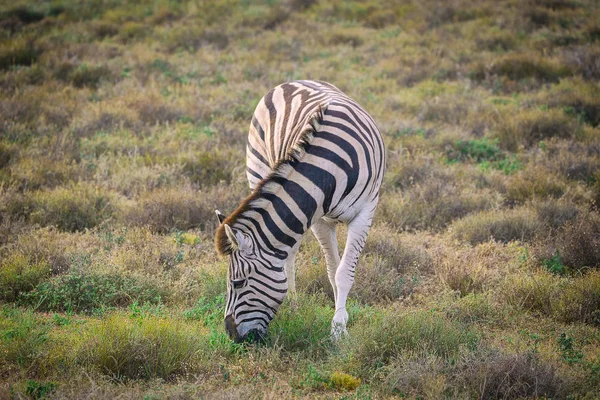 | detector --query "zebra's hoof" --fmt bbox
[331,323,349,341]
